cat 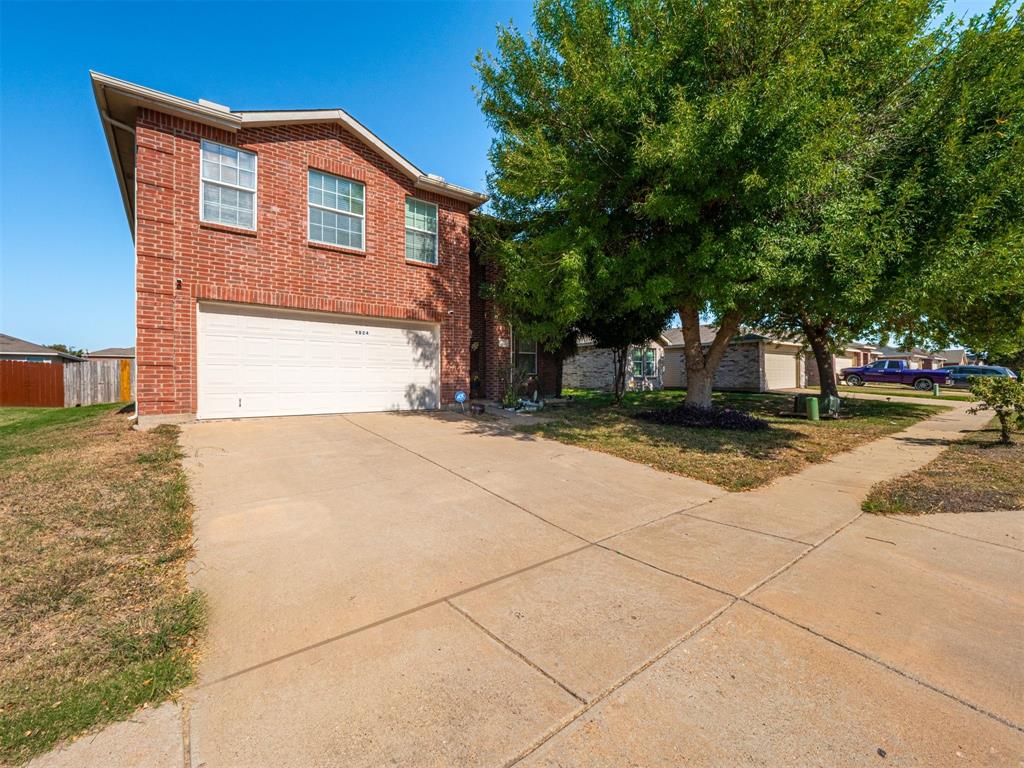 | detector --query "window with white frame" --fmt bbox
[200,140,256,229]
[308,170,365,249]
[405,198,438,264]
[515,337,537,375]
